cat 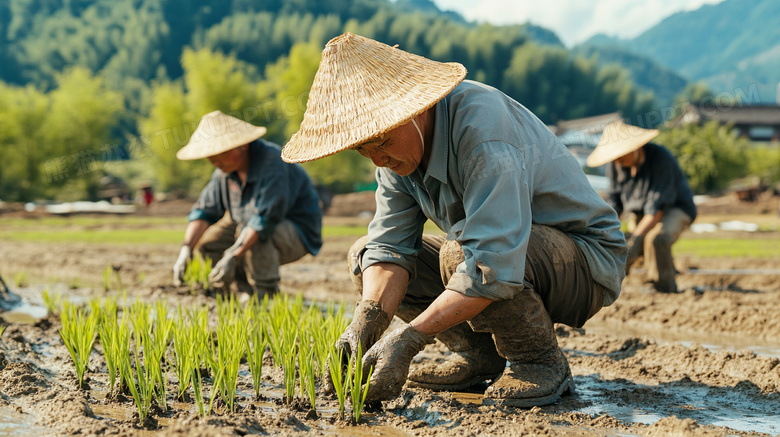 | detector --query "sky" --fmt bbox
[431,0,726,47]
